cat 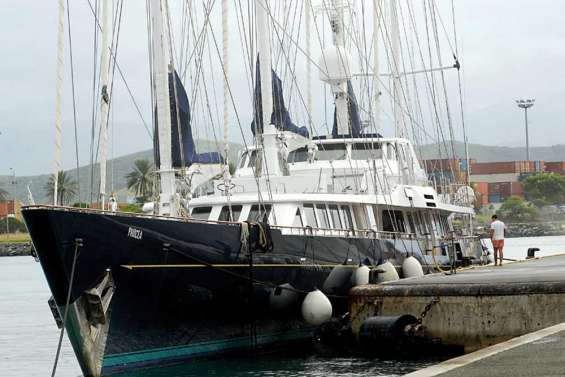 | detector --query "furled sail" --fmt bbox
[251,58,309,138]
[332,81,362,138]
[154,70,222,168]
